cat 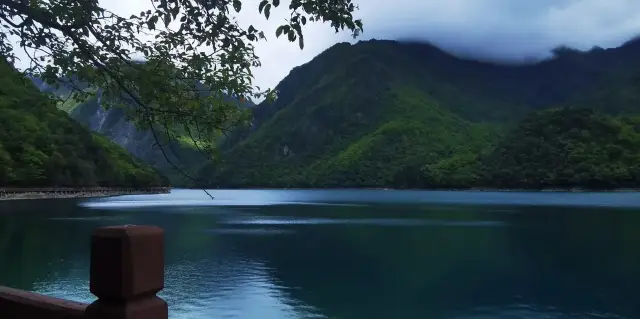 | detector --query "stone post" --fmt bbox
[85,225,168,319]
